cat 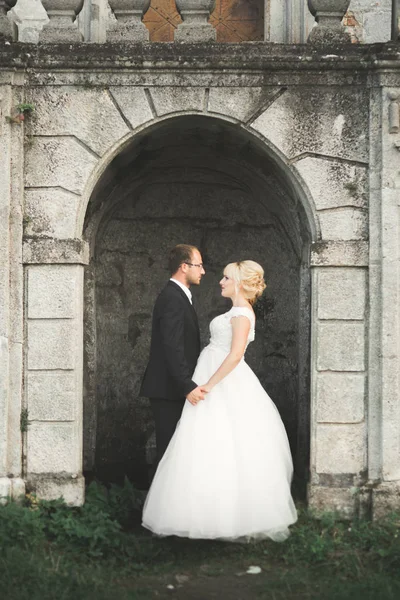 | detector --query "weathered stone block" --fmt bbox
[315,423,366,474]
[27,371,76,421]
[251,87,368,162]
[24,188,79,239]
[317,322,365,371]
[108,87,153,130]
[316,372,365,423]
[23,239,89,266]
[27,423,80,474]
[363,9,391,44]
[0,267,8,339]
[317,268,366,320]
[11,478,25,501]
[208,87,280,122]
[311,241,368,267]
[150,87,205,116]
[0,336,8,476]
[25,137,98,196]
[308,484,359,519]
[27,474,85,506]
[28,265,79,319]
[27,321,76,370]
[28,87,129,156]
[0,478,11,505]
[7,341,23,476]
[295,157,368,210]
[319,208,368,241]
[372,481,400,519]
